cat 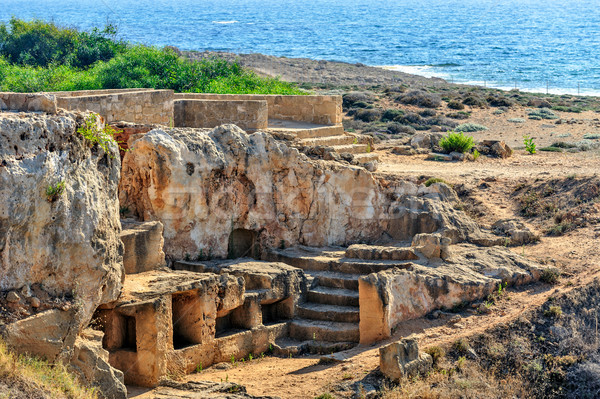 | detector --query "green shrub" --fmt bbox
[45,181,65,202]
[353,108,381,122]
[528,108,558,120]
[524,135,537,154]
[583,133,600,139]
[424,177,449,187]
[508,118,526,123]
[77,113,124,157]
[455,123,488,132]
[439,131,475,153]
[539,146,563,152]
[0,19,303,95]
[447,100,465,110]
[381,108,404,122]
[396,90,441,108]
[447,111,470,120]
[0,17,125,68]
